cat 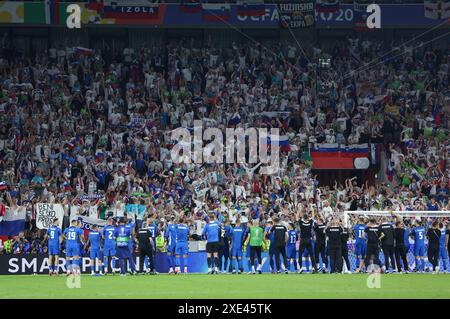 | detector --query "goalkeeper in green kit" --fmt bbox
[244,219,264,274]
